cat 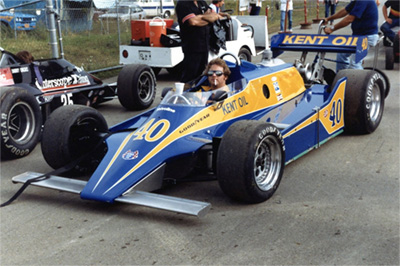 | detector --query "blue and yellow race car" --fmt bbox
[11,32,387,217]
